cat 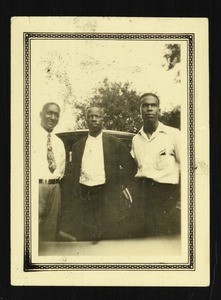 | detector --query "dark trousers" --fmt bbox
[131,178,180,237]
[39,183,61,241]
[77,184,106,241]
[73,184,132,241]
